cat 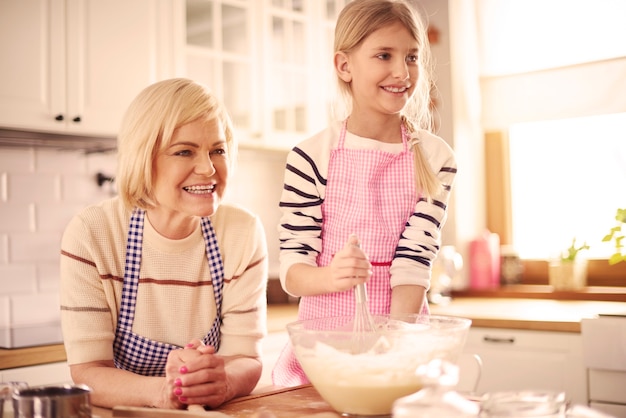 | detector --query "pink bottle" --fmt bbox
[469,231,501,289]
